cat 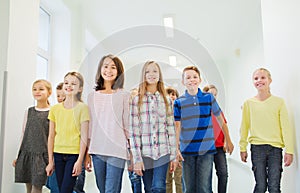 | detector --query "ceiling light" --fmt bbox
[163,16,174,38]
[169,55,177,67]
